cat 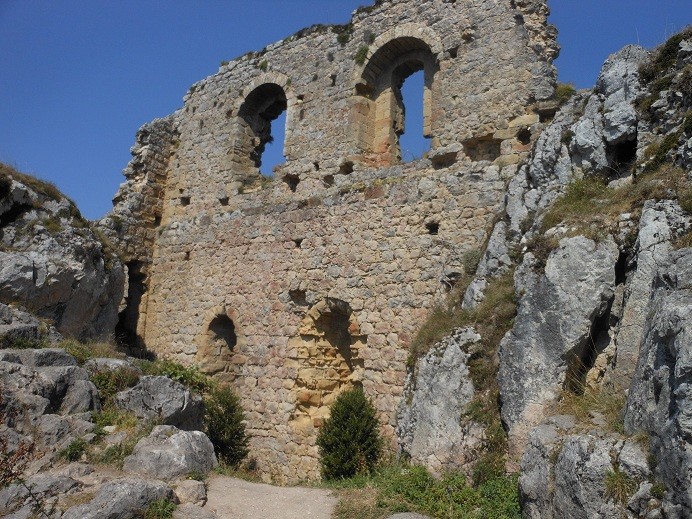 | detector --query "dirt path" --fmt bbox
[204,475,338,519]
